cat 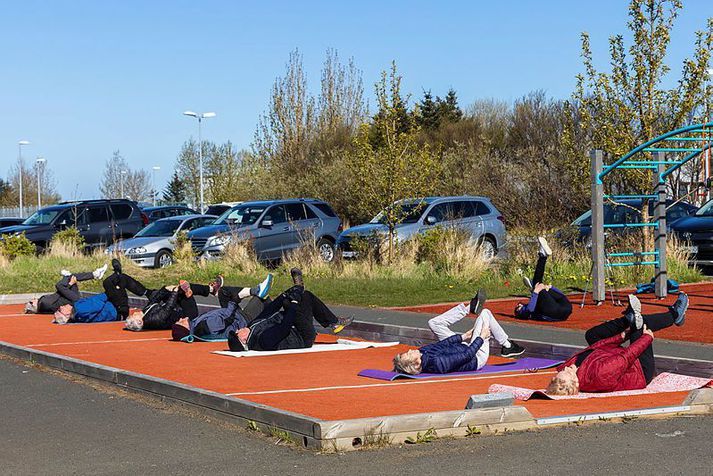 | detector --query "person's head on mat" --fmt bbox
[226,328,252,351]
[546,364,580,395]
[53,304,74,325]
[124,310,144,331]
[171,317,191,340]
[392,348,423,375]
